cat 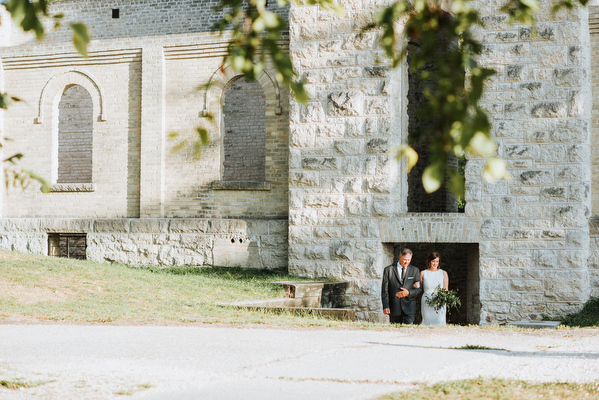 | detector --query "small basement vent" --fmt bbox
[48,233,87,260]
